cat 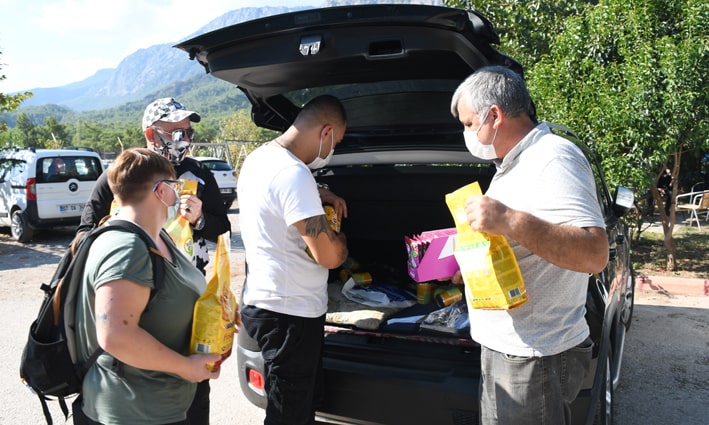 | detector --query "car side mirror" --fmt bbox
[613,186,635,218]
